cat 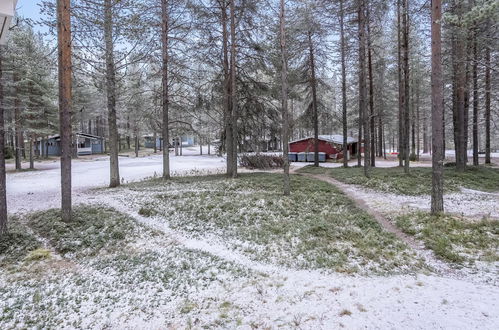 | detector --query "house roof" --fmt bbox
[290,135,357,145]
[40,132,103,141]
